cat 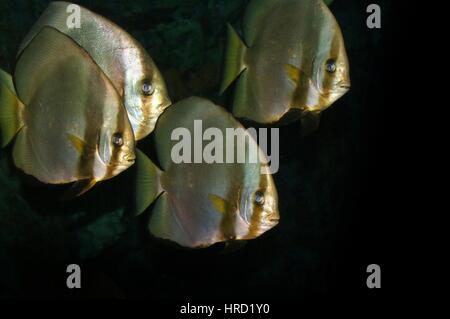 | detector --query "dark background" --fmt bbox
[0,0,401,307]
